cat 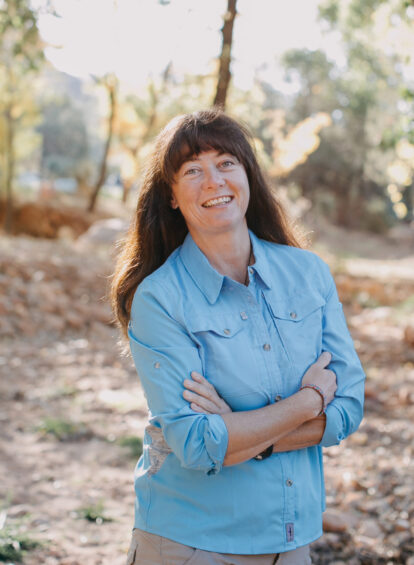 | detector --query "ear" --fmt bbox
[170,195,179,209]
